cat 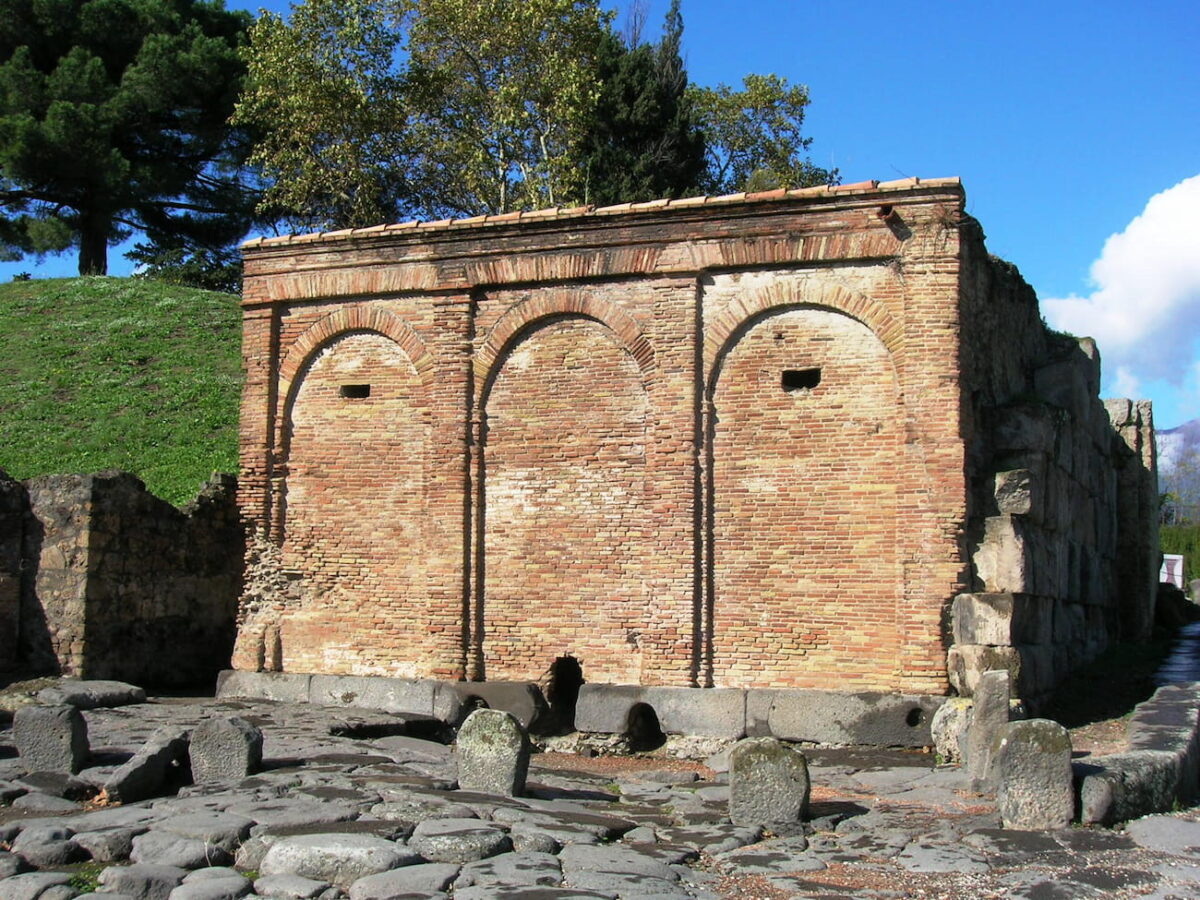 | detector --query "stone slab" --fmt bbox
[216,671,312,704]
[574,685,745,738]
[752,689,941,747]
